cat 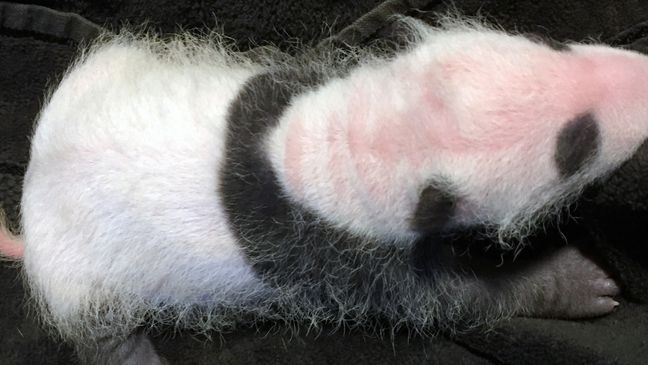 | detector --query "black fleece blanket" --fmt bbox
[1,1,648,364]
